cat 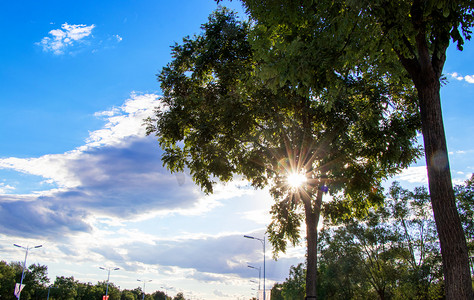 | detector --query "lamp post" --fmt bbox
[13,244,42,300]
[46,285,57,300]
[248,264,261,291]
[137,279,152,300]
[244,235,265,300]
[161,286,173,299]
[99,266,119,298]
